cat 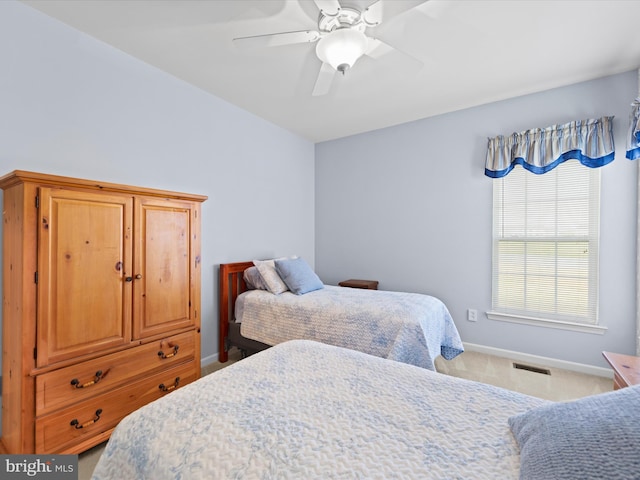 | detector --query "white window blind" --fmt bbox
[491,160,600,325]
